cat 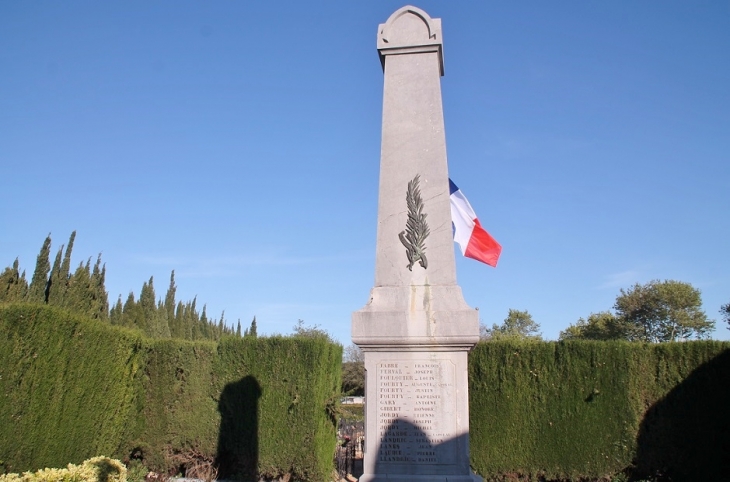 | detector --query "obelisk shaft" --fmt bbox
[375,34,455,288]
[352,5,479,348]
